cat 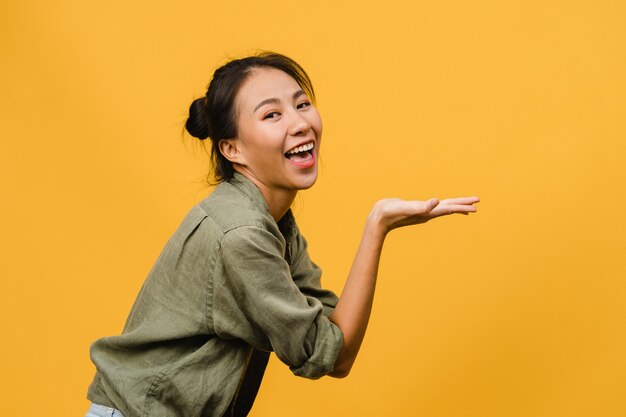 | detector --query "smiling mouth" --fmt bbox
[284,142,315,162]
